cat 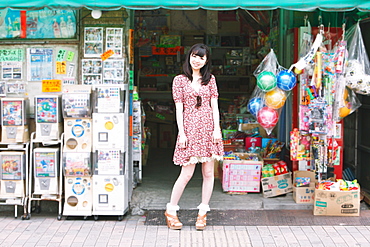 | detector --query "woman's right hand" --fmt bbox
[178,133,187,148]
